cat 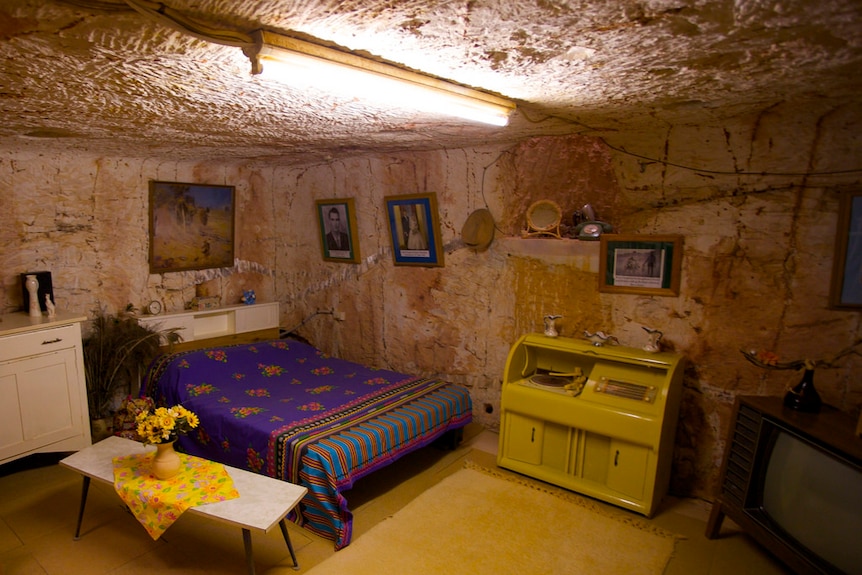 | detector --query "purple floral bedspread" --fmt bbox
[142,339,472,548]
